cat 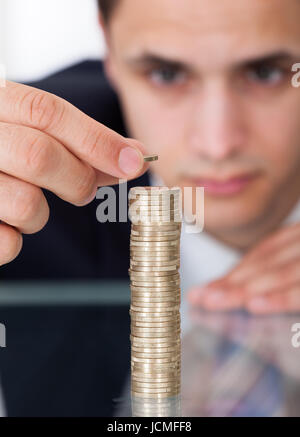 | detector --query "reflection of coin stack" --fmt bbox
[131,396,181,417]
[128,187,182,401]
